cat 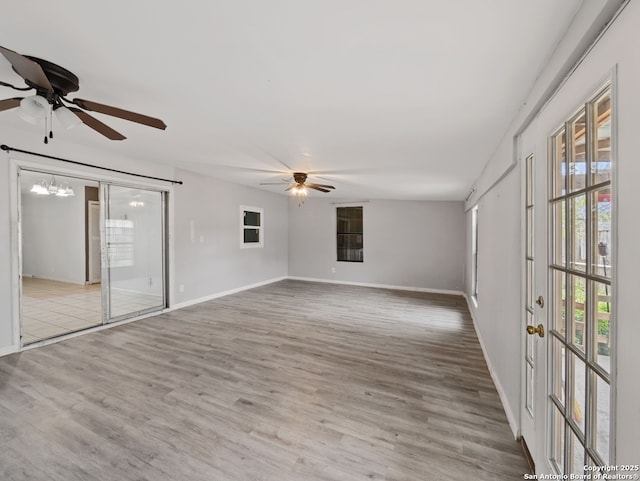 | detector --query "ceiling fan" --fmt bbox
[260,172,335,196]
[0,44,166,142]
